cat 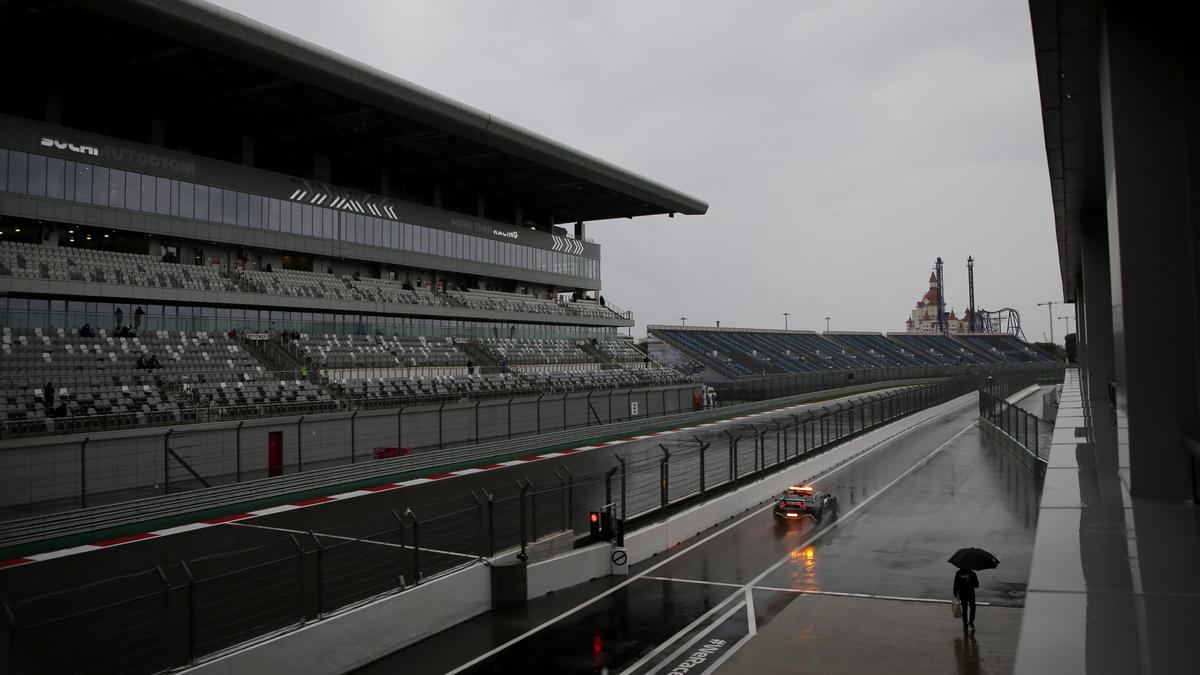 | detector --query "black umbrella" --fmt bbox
[948,547,999,571]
